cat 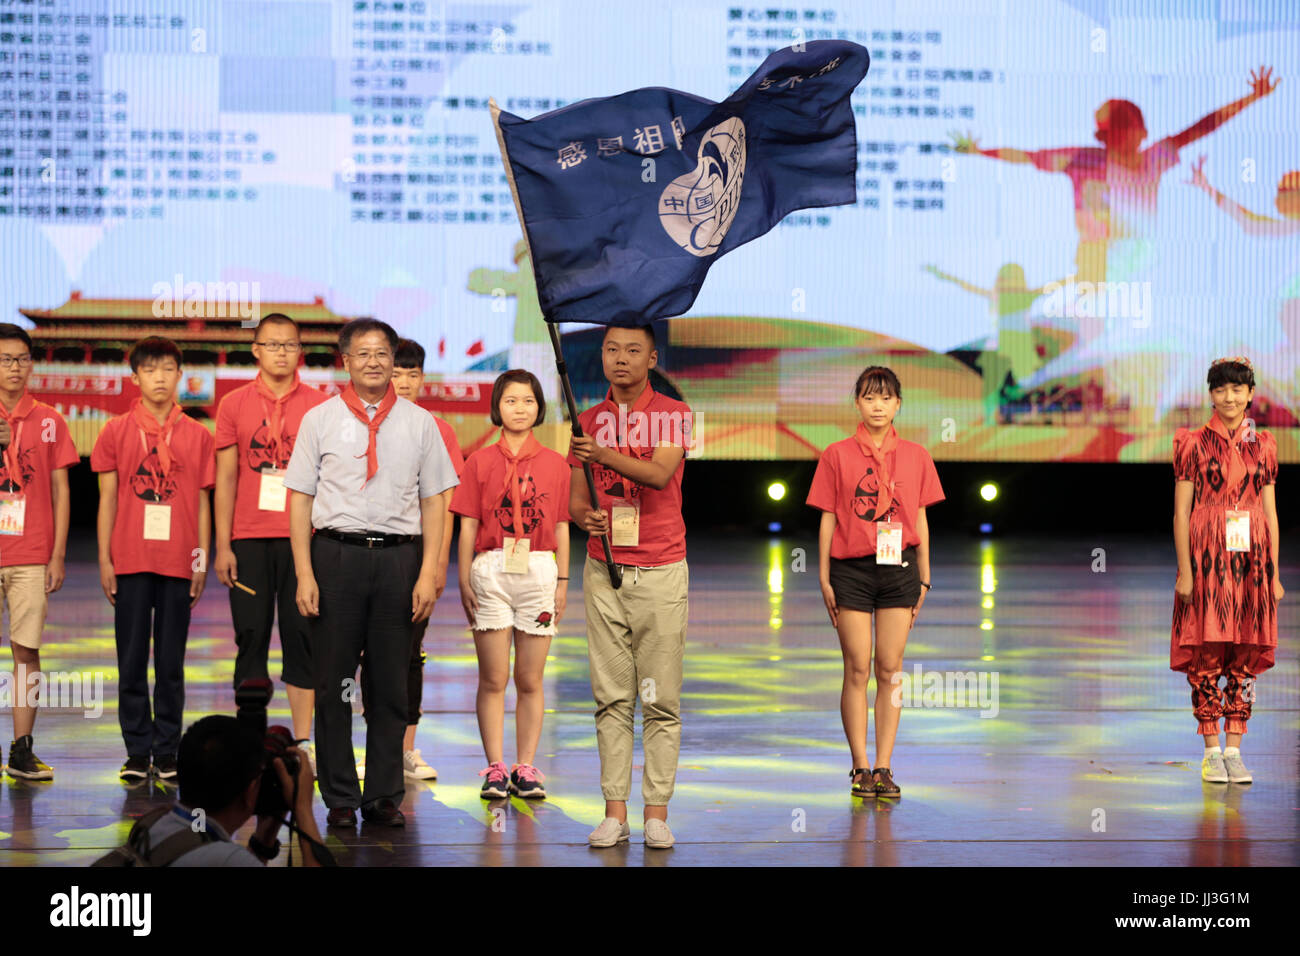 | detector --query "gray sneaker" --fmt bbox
[644,817,675,849]
[588,817,630,847]
[1201,751,1228,783]
[1223,751,1252,784]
